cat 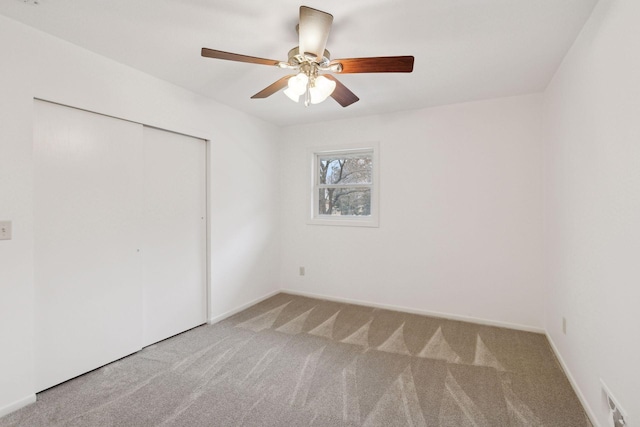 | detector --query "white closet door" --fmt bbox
[33,100,144,392]
[142,126,207,346]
